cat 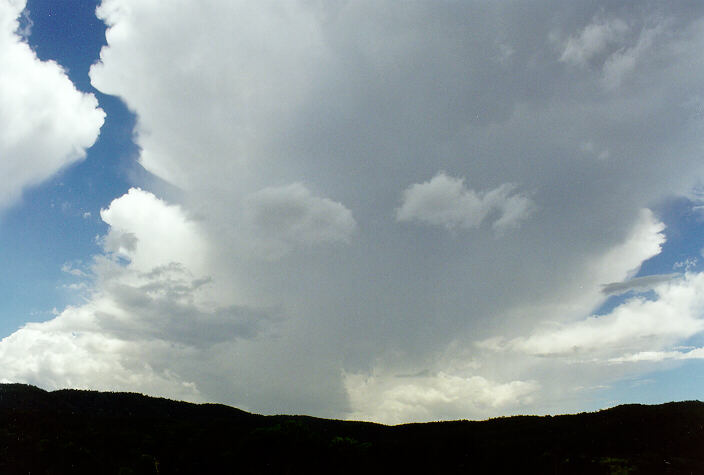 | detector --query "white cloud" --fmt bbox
[492,189,535,233]
[243,183,356,258]
[15,6,31,39]
[0,189,273,401]
[0,316,202,401]
[89,0,324,191]
[397,172,534,232]
[558,12,669,89]
[100,188,208,273]
[610,346,704,363]
[674,257,697,271]
[344,371,538,424]
[0,0,104,210]
[560,15,629,67]
[508,272,704,358]
[61,262,87,277]
[601,23,663,89]
[587,209,666,289]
